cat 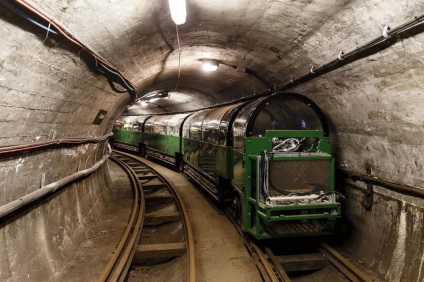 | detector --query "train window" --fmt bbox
[152,115,169,135]
[249,99,323,137]
[182,114,196,138]
[167,113,190,137]
[202,106,232,144]
[232,94,327,152]
[202,104,244,145]
[190,110,211,141]
[144,116,158,133]
[218,103,244,146]
[136,115,151,131]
